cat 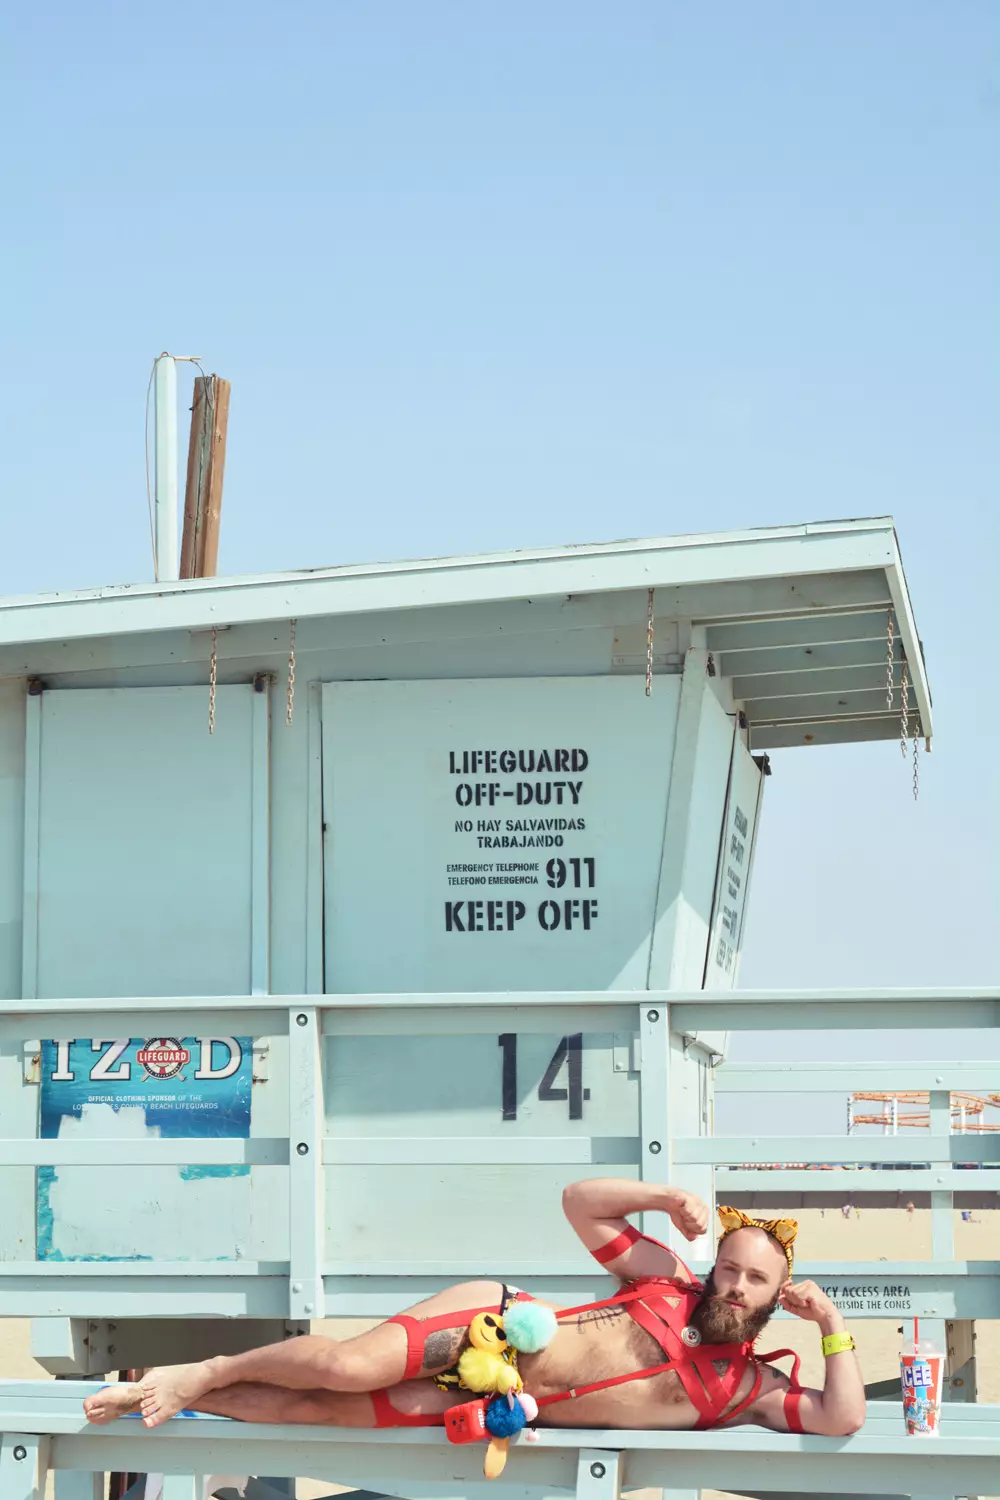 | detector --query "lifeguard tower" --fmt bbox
[0,513,996,1500]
